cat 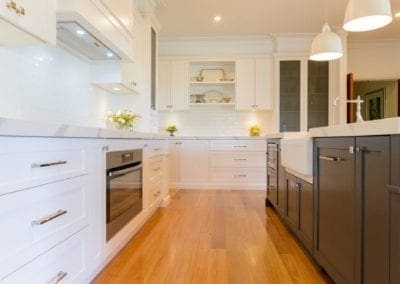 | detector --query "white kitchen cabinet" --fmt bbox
[98,0,134,37]
[168,140,209,187]
[0,0,56,45]
[157,60,189,111]
[235,58,274,111]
